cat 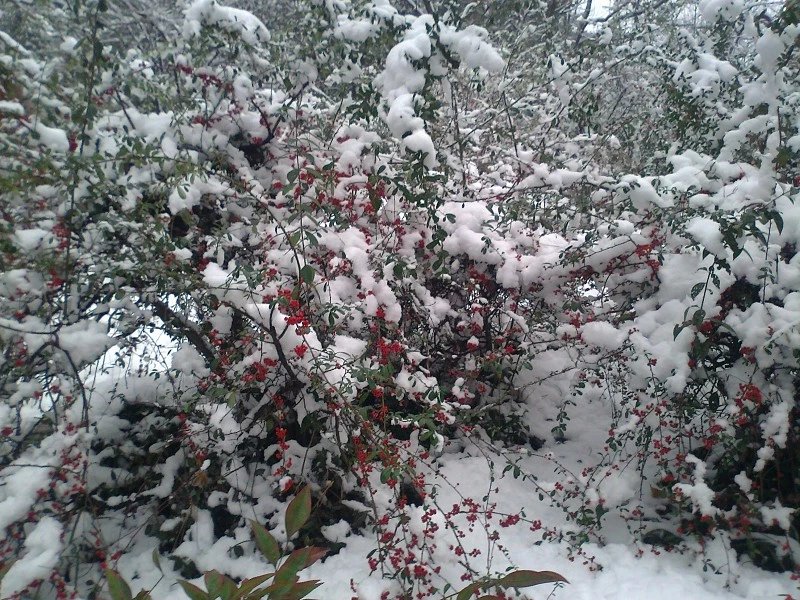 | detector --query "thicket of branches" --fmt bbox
[0,0,798,598]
